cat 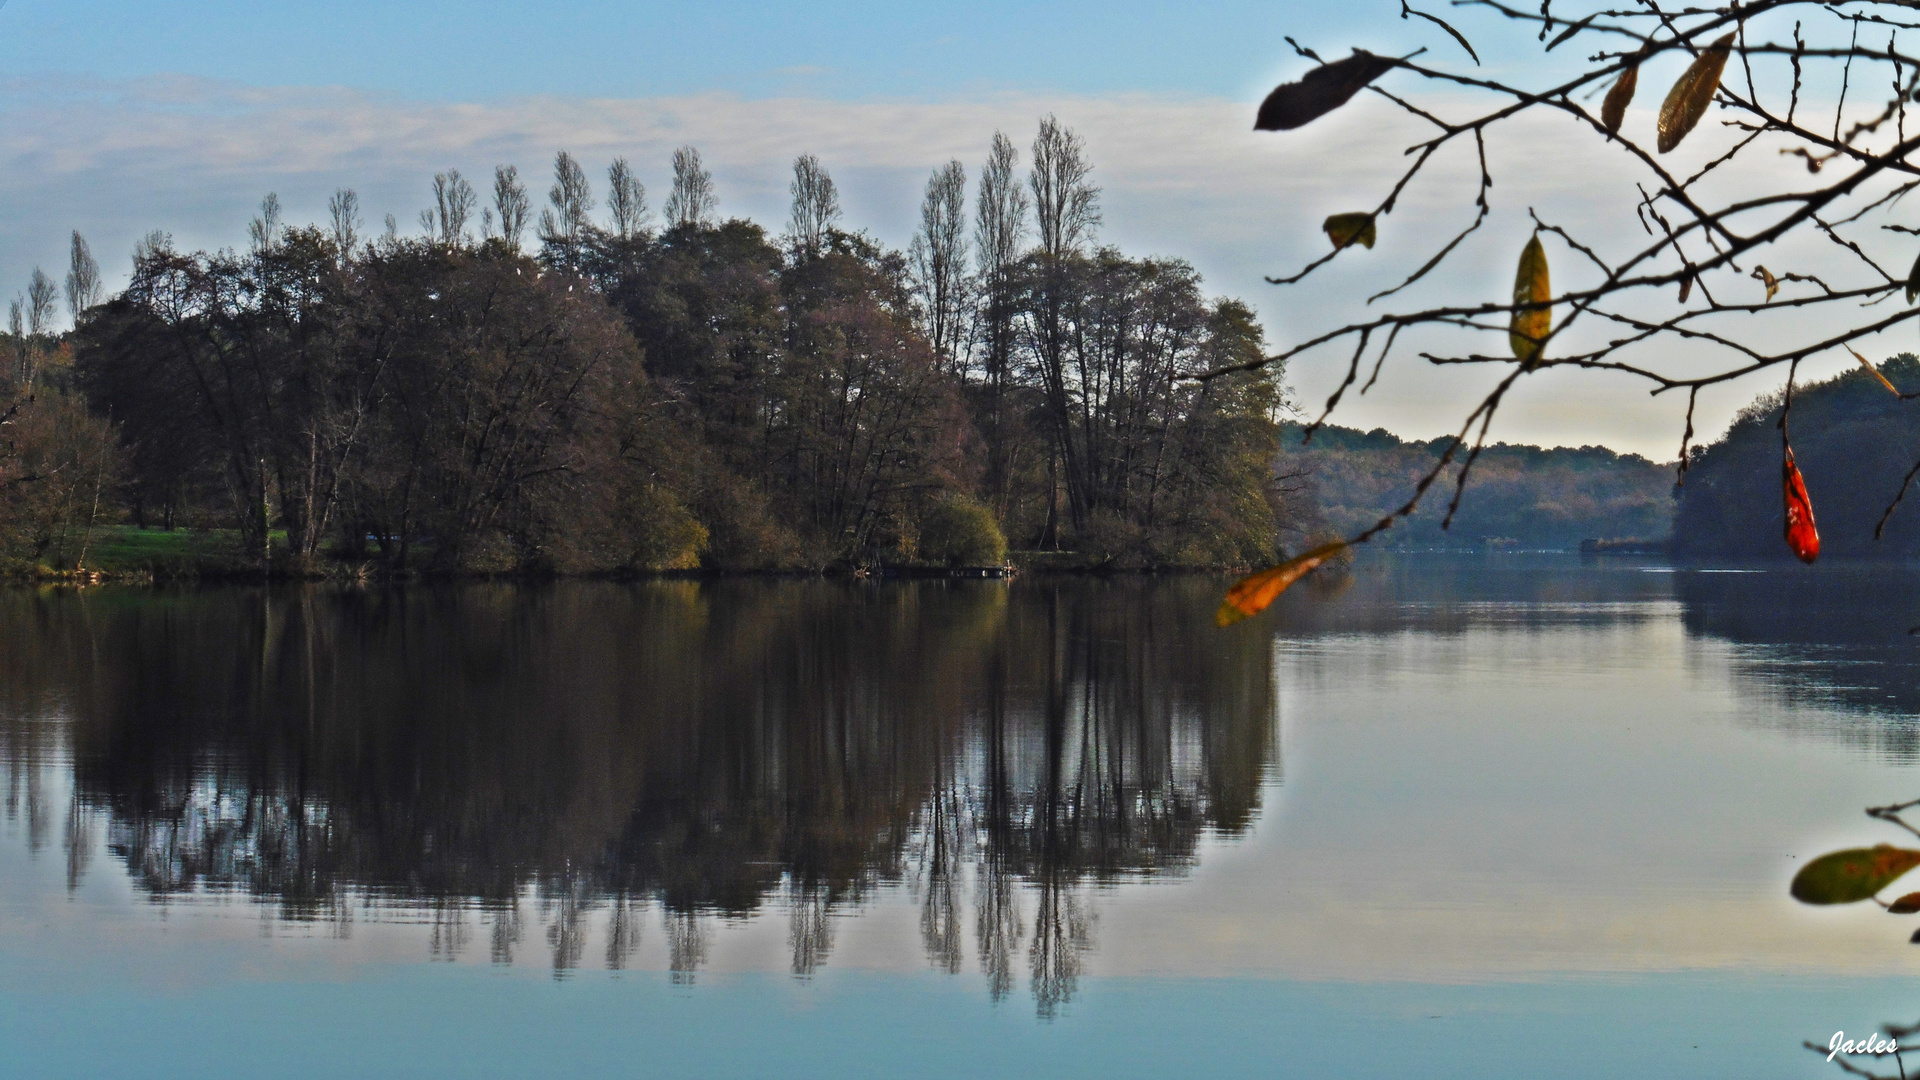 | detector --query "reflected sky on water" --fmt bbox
[7,558,1920,1078]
